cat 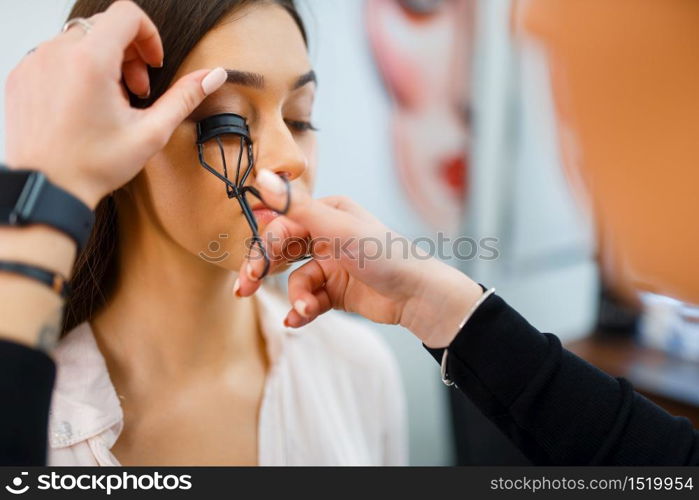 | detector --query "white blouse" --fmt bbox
[47,286,407,465]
